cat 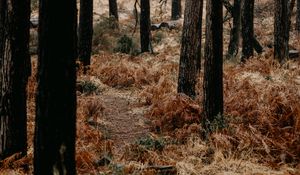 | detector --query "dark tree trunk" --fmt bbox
[0,0,30,159]
[140,0,151,53]
[171,0,181,20]
[177,0,203,98]
[203,0,223,129]
[34,0,77,174]
[227,0,241,59]
[78,0,93,73]
[109,0,118,21]
[241,0,254,62]
[297,0,300,31]
[274,0,289,62]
